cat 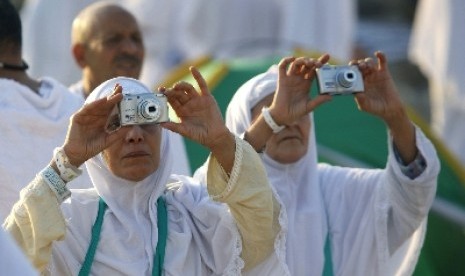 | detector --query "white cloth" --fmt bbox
[408,0,465,166]
[0,229,38,276]
[176,0,283,60]
[278,0,356,62]
[0,77,92,221]
[213,66,440,275]
[69,79,192,176]
[44,77,284,275]
[176,0,355,63]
